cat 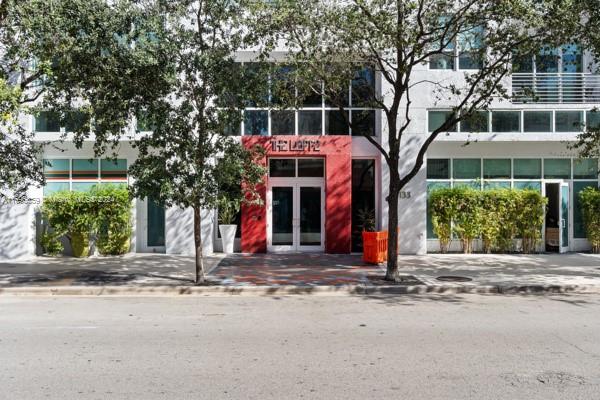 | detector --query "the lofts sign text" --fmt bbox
[271,139,321,152]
